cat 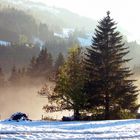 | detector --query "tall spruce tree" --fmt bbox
[85,11,139,120]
